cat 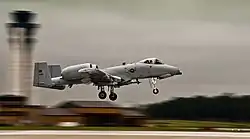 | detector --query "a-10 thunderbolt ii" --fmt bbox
[33,58,182,101]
